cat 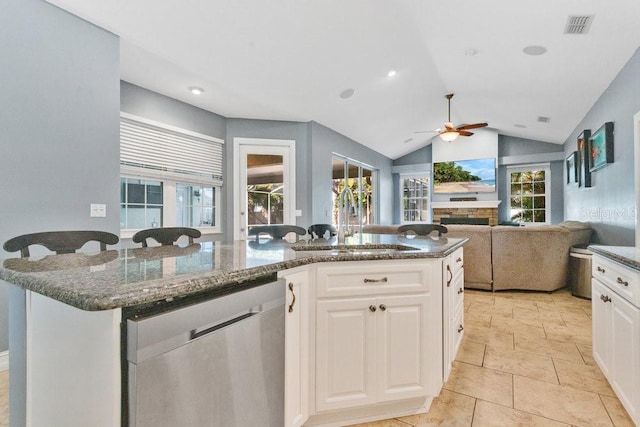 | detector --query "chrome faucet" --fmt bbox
[337,187,357,244]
